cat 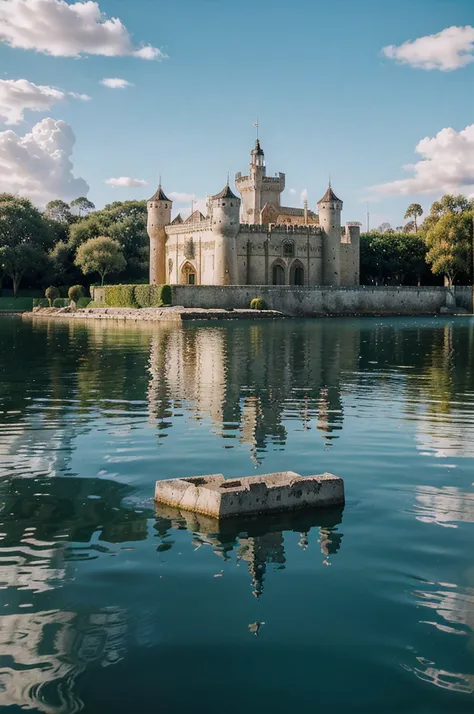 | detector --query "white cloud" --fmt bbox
[134,46,162,61]
[383,25,474,71]
[100,78,133,89]
[370,124,474,196]
[0,117,89,204]
[69,92,91,101]
[0,0,166,60]
[0,78,90,125]
[289,188,296,195]
[168,191,197,203]
[105,176,148,187]
[300,188,308,203]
